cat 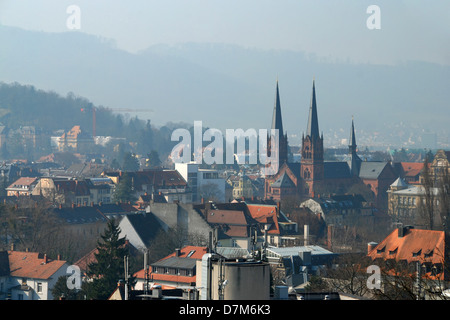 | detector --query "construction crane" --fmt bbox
[81,106,153,137]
